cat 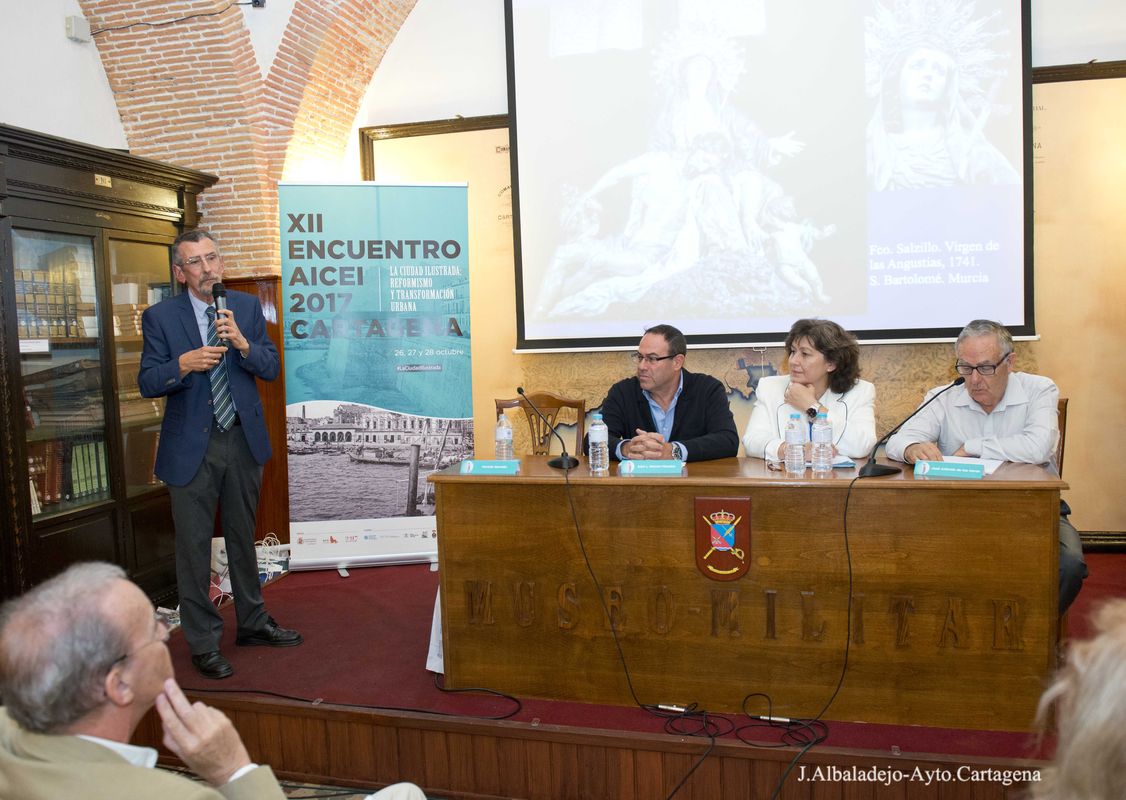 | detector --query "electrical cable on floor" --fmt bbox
[736,473,860,799]
[559,463,728,799]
